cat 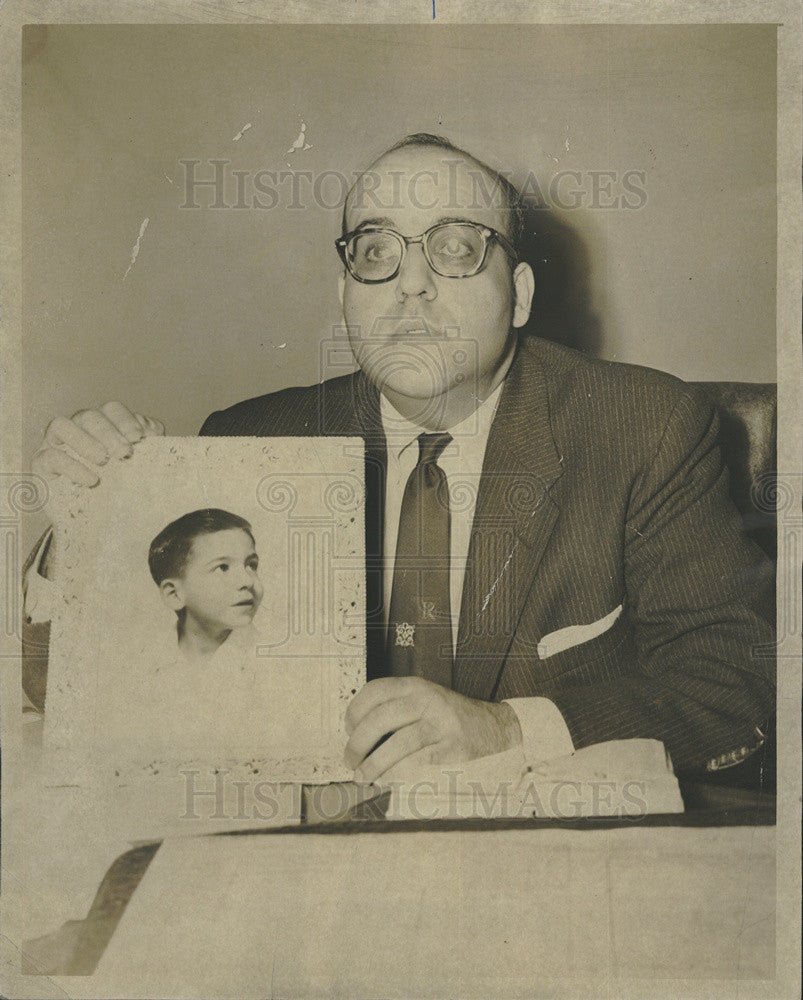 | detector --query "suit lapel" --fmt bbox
[453,345,564,700]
